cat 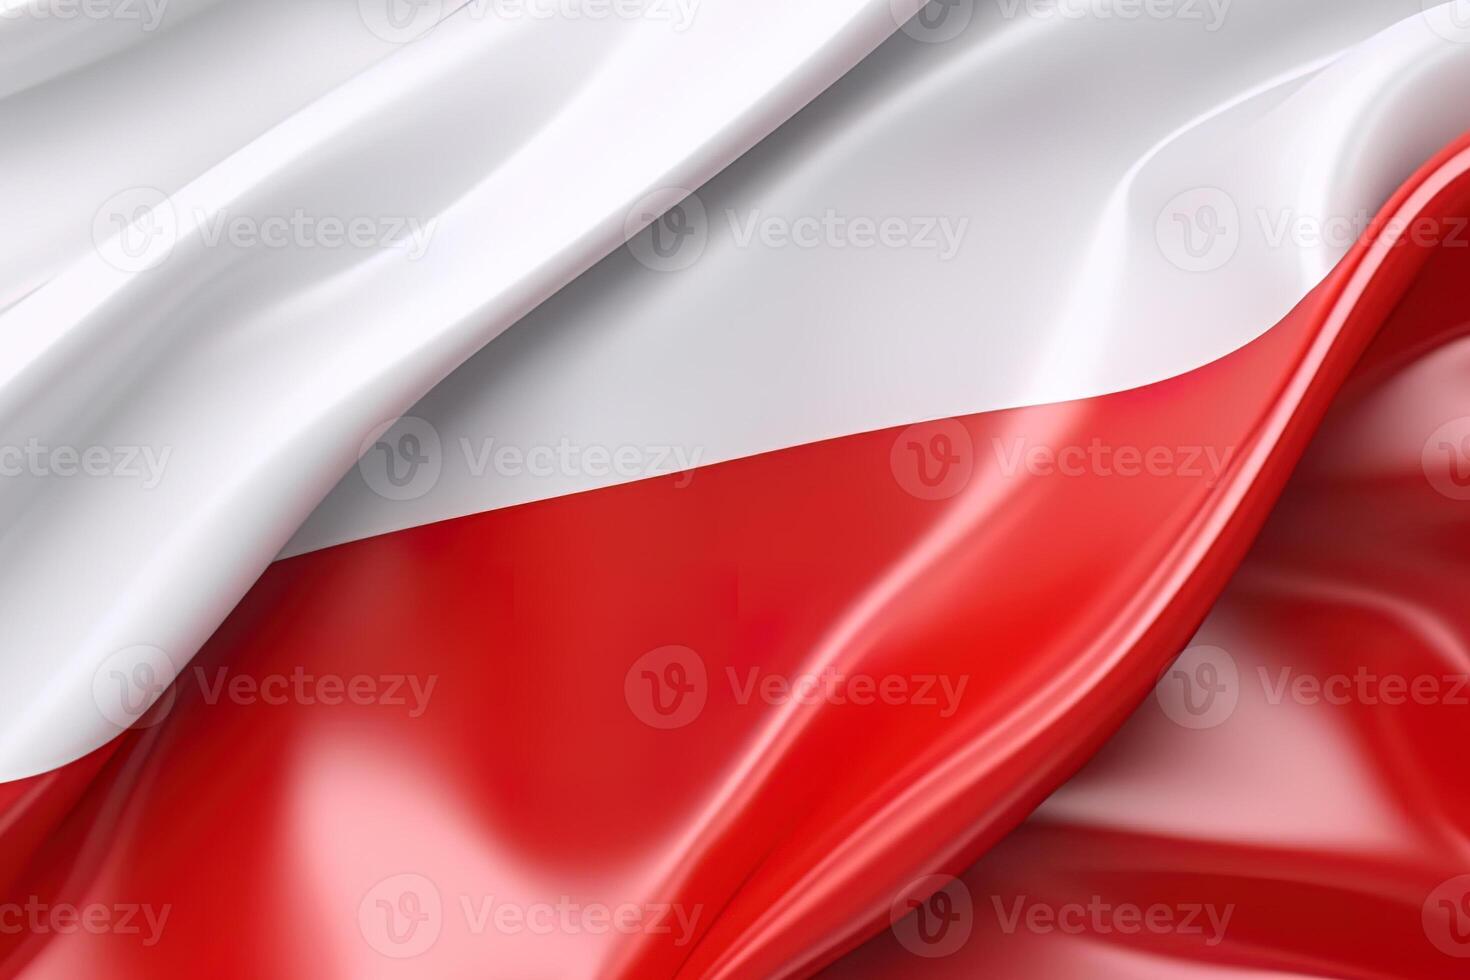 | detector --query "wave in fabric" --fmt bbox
[829,143,1470,980]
